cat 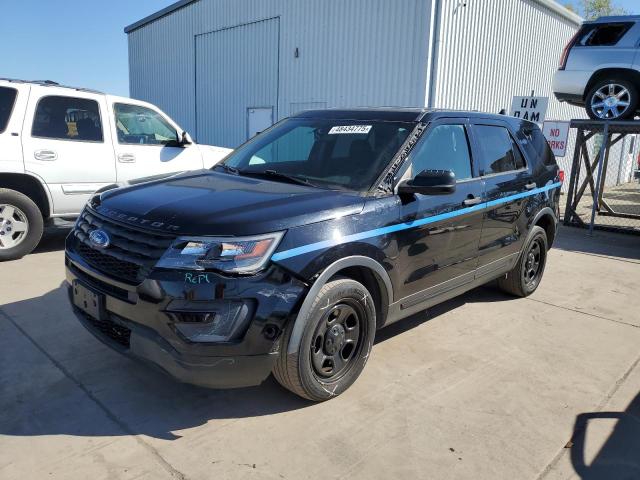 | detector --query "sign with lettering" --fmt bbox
[542,120,570,157]
[510,96,549,123]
